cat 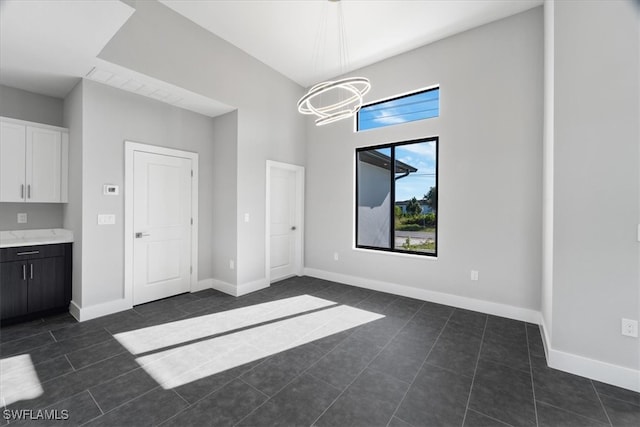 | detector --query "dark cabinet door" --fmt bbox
[28,257,66,313]
[1,261,29,319]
